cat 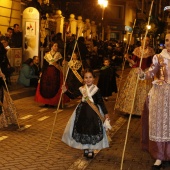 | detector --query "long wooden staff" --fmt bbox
[114,19,136,111]
[120,1,154,169]
[47,27,82,150]
[3,79,21,130]
[77,43,85,71]
[61,26,68,108]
